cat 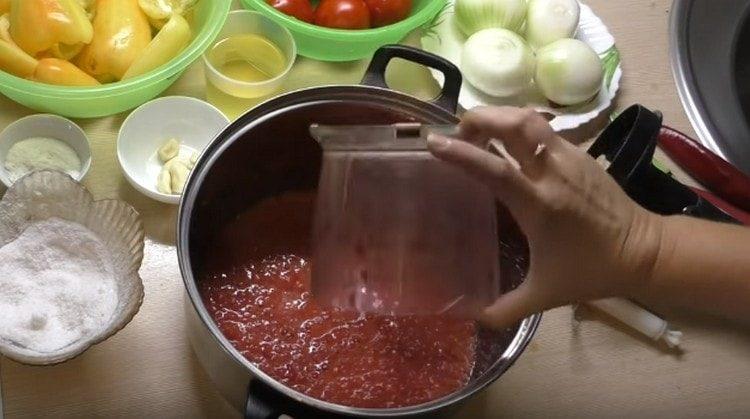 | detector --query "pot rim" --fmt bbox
[177,84,542,417]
